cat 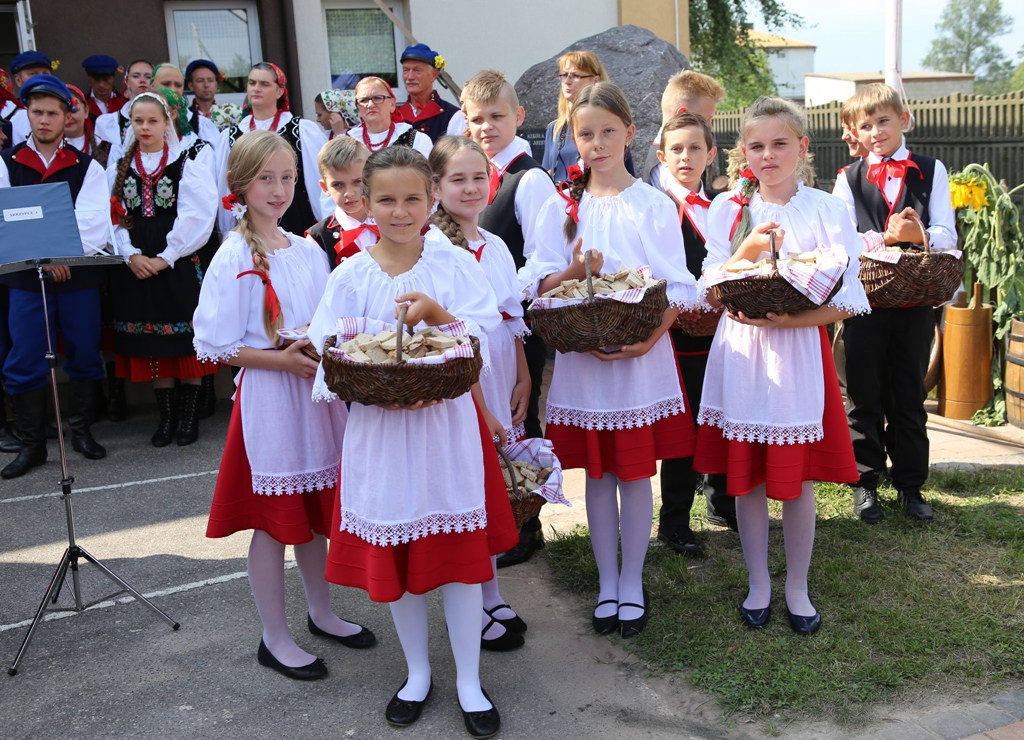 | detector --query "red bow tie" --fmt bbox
[338,223,380,259]
[867,158,921,188]
[685,190,712,209]
[488,164,501,205]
